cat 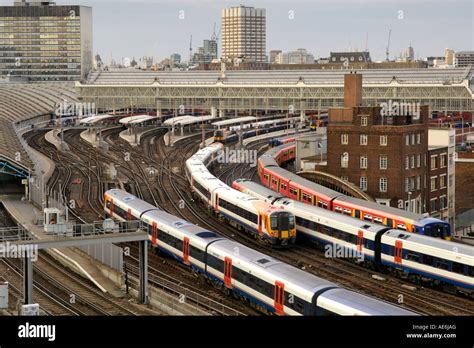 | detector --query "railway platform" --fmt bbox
[119,126,157,146]
[0,195,124,297]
